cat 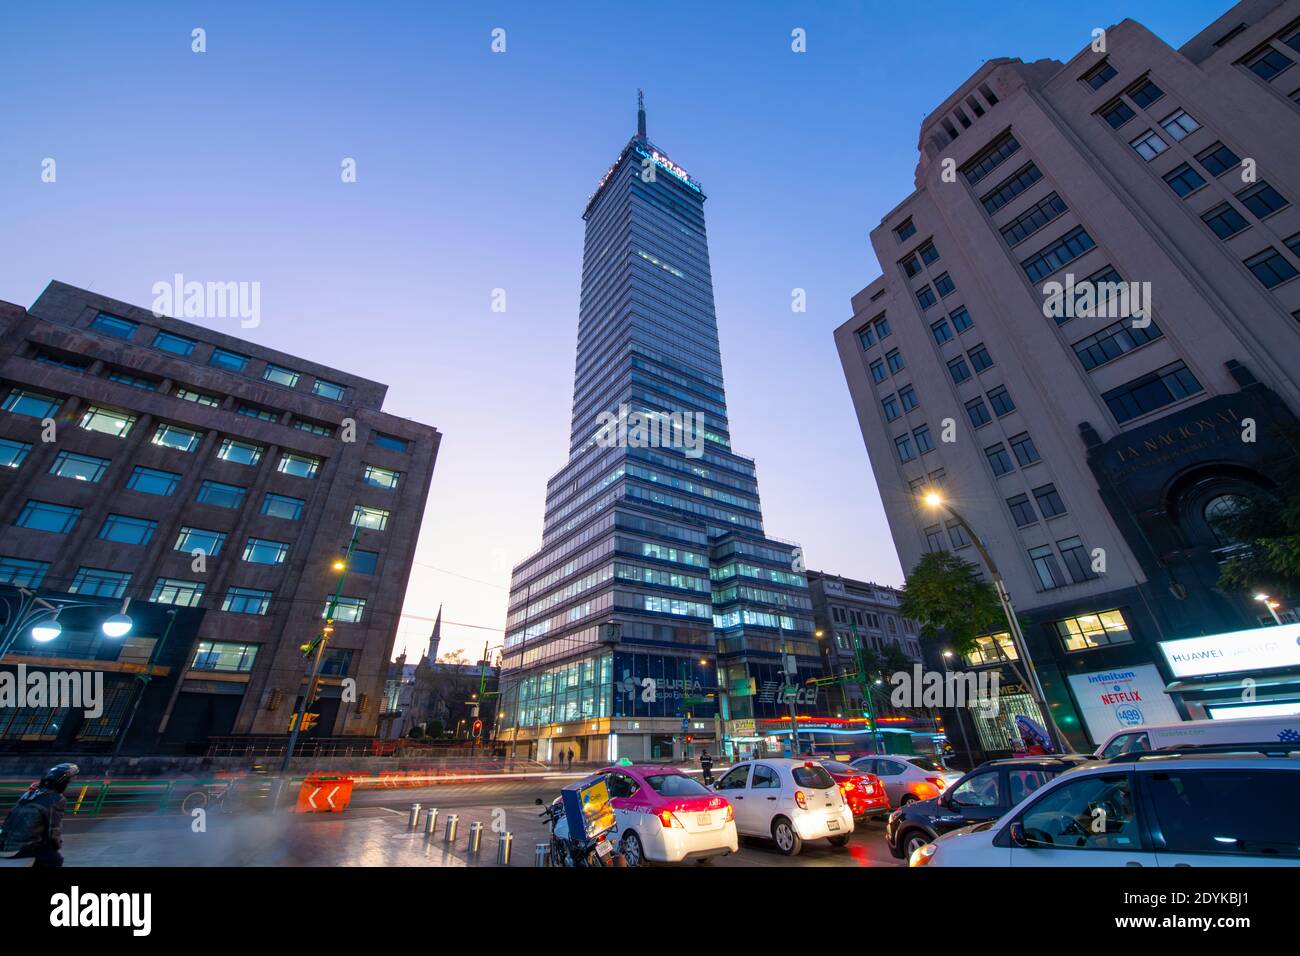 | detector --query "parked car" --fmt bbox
[713,759,855,856]
[885,755,1089,858]
[910,746,1300,867]
[1093,714,1300,758]
[851,754,963,806]
[814,760,891,820]
[581,764,737,865]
